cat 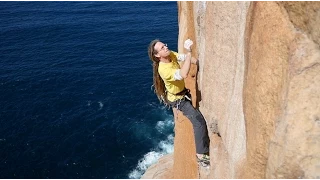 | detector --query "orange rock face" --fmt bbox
[142,1,320,179]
